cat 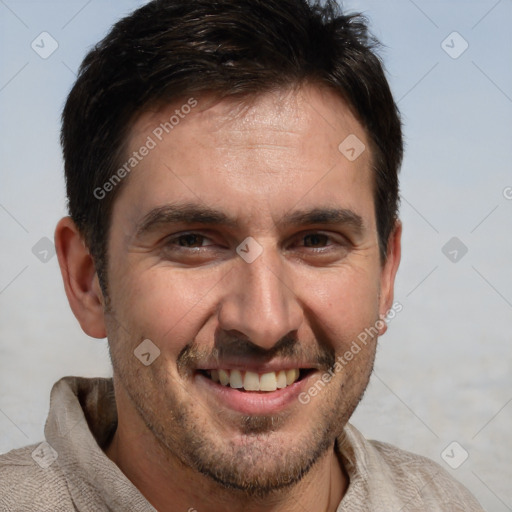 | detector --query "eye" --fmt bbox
[170,233,212,248]
[287,230,350,265]
[160,231,226,265]
[302,233,331,248]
